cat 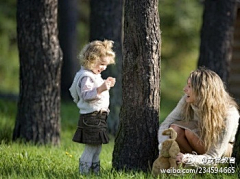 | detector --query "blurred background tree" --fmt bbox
[0,0,203,121]
[196,0,239,164]
[198,0,238,85]
[89,0,123,136]
[58,0,79,100]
